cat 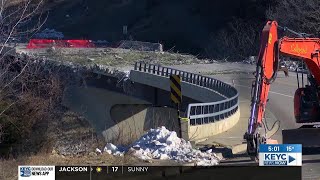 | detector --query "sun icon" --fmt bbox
[96,167,102,173]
